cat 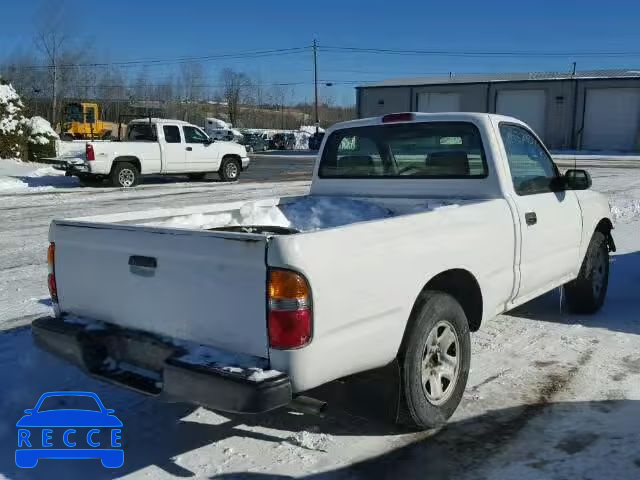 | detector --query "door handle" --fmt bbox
[186,147,193,151]
[129,255,157,269]
[525,212,537,226]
